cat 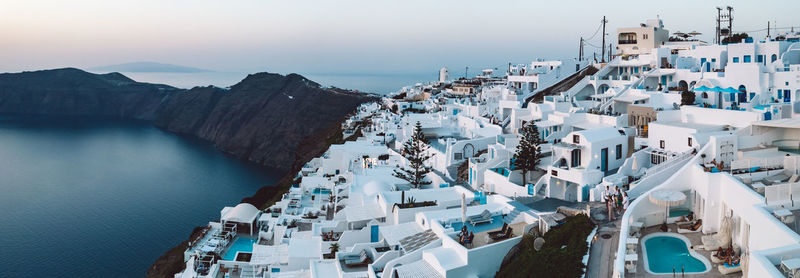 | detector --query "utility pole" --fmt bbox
[768,21,771,38]
[601,16,608,63]
[727,6,733,36]
[465,66,468,79]
[716,7,722,43]
[608,43,612,62]
[579,37,584,61]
